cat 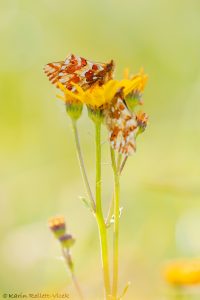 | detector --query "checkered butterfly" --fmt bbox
[44,53,114,91]
[105,89,138,156]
